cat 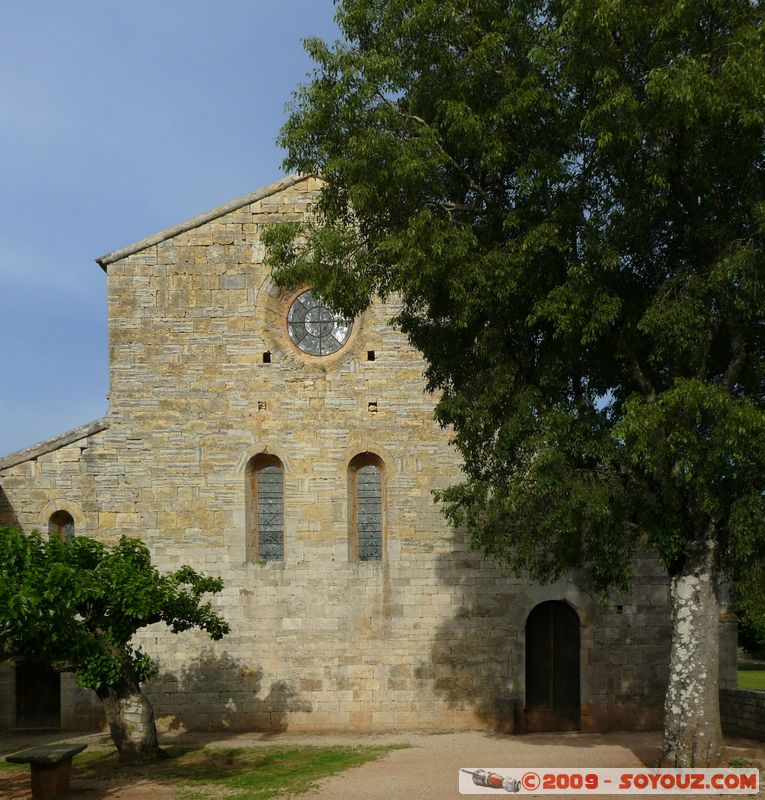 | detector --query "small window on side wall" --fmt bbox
[350,454,384,561]
[246,454,284,561]
[49,510,75,541]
